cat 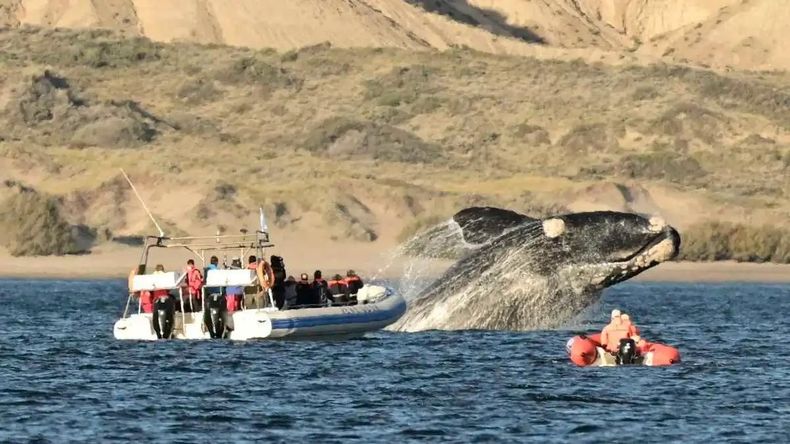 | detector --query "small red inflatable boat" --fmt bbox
[566,333,681,367]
